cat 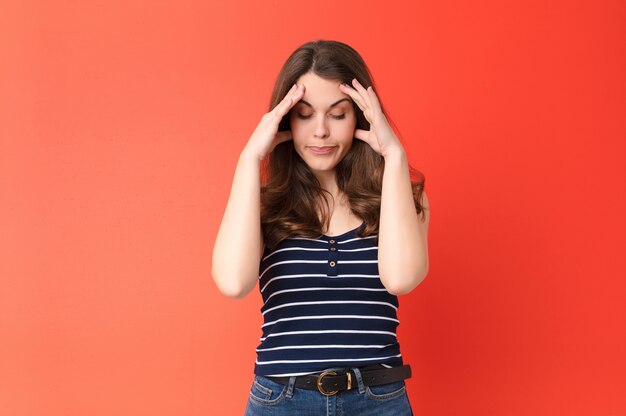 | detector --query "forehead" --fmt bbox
[295,72,350,108]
